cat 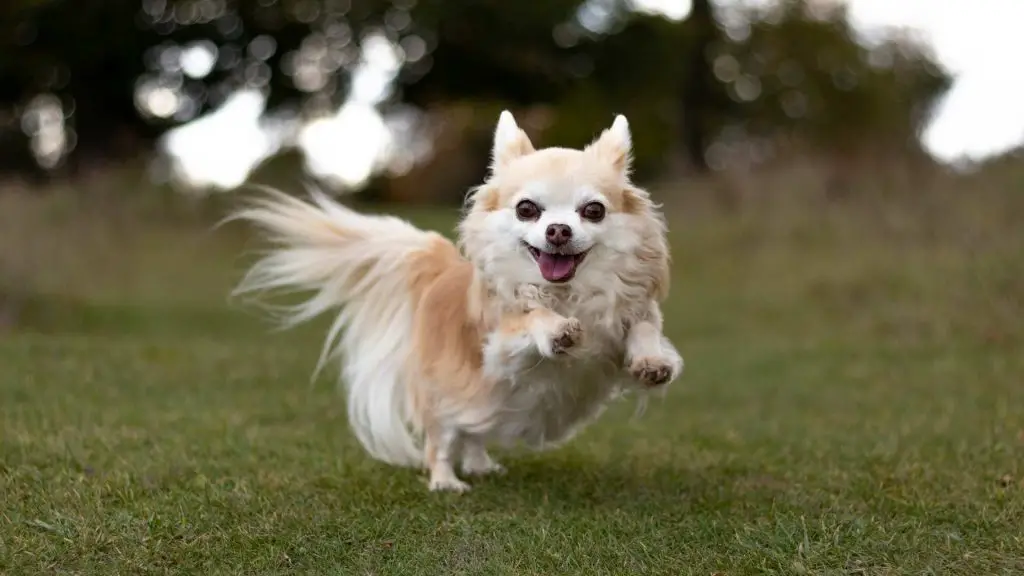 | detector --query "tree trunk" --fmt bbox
[680,0,716,172]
